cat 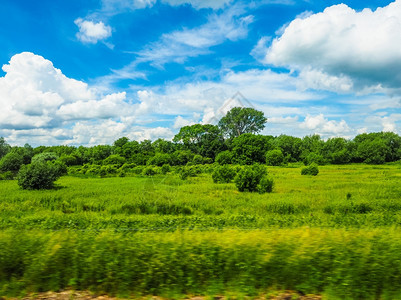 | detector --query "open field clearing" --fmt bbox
[1,165,401,230]
[2,164,401,299]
